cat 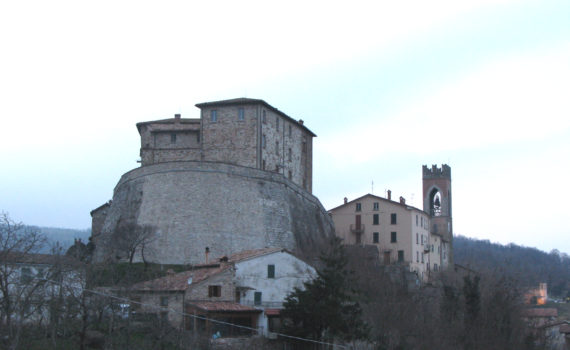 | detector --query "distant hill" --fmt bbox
[454,235,570,297]
[26,226,91,253]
